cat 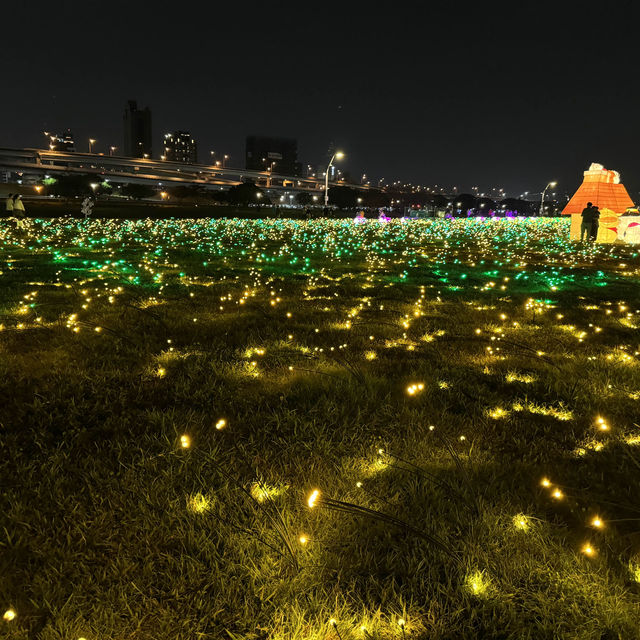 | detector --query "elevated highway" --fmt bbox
[0,147,368,196]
